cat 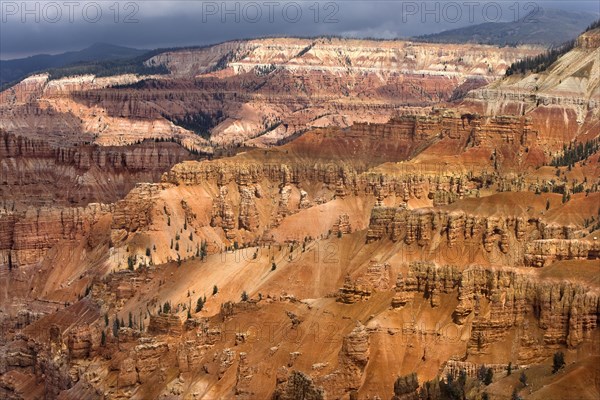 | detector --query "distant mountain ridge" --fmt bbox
[413,8,598,46]
[0,43,146,86]
[2,9,596,89]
